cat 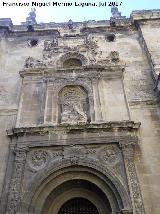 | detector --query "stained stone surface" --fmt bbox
[0,10,160,214]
